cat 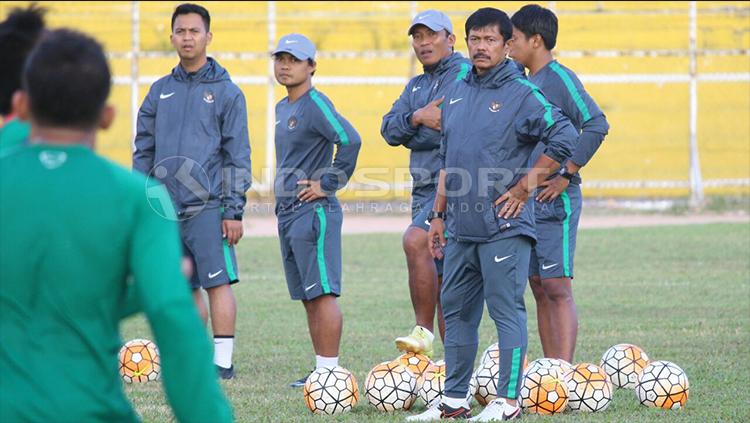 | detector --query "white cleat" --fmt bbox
[468,398,521,421]
[406,398,443,421]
